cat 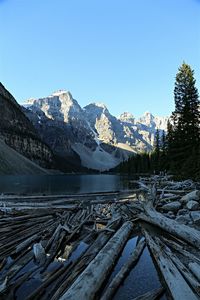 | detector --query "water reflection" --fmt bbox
[113,246,166,299]
[0,174,129,195]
